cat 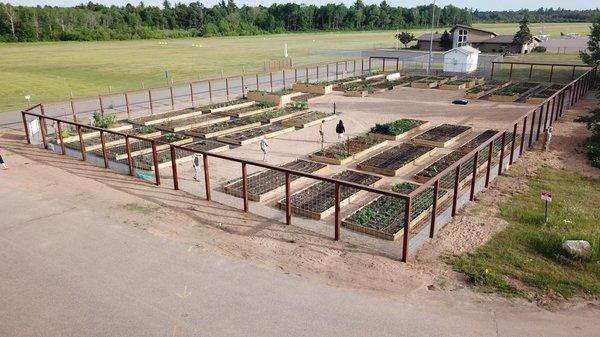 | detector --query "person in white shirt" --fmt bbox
[192,154,201,180]
[259,137,269,161]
